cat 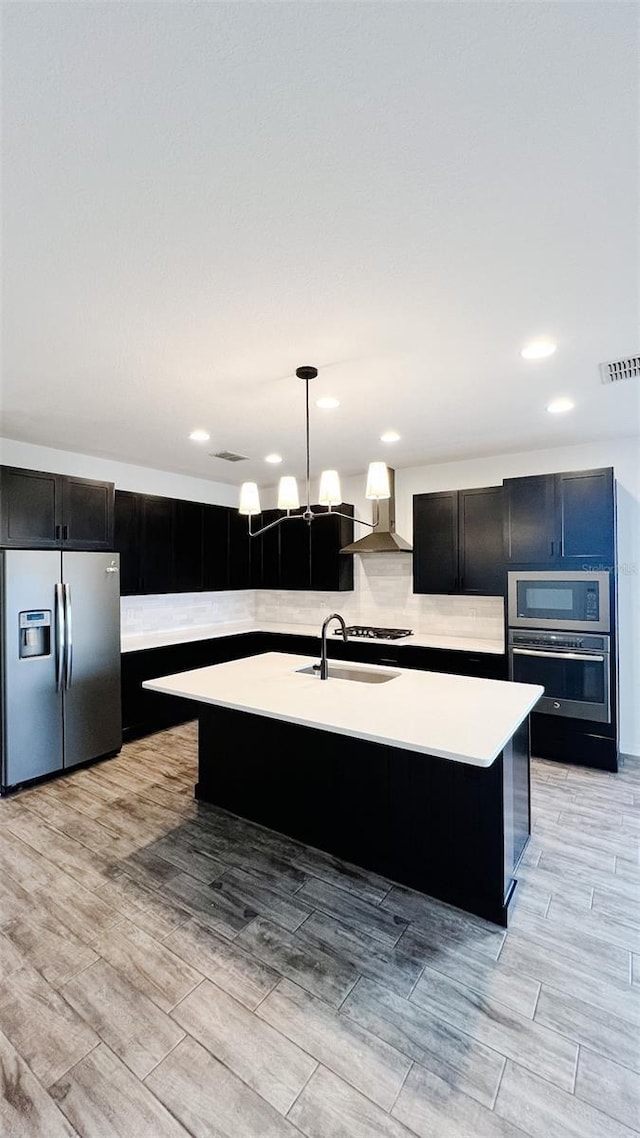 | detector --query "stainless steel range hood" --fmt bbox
[340,467,412,554]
